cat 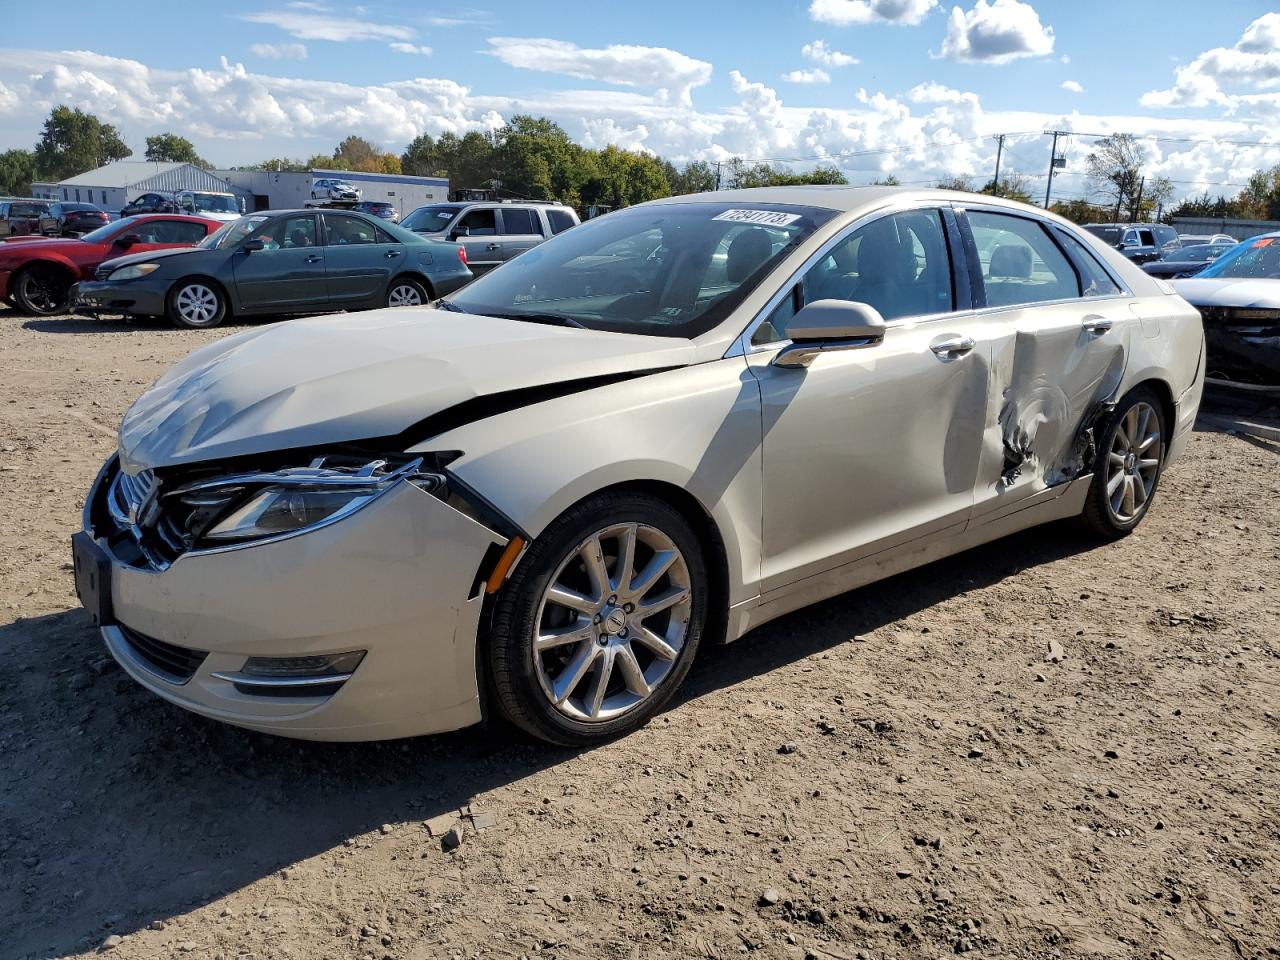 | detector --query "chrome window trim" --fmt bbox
[727,200,1137,359]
